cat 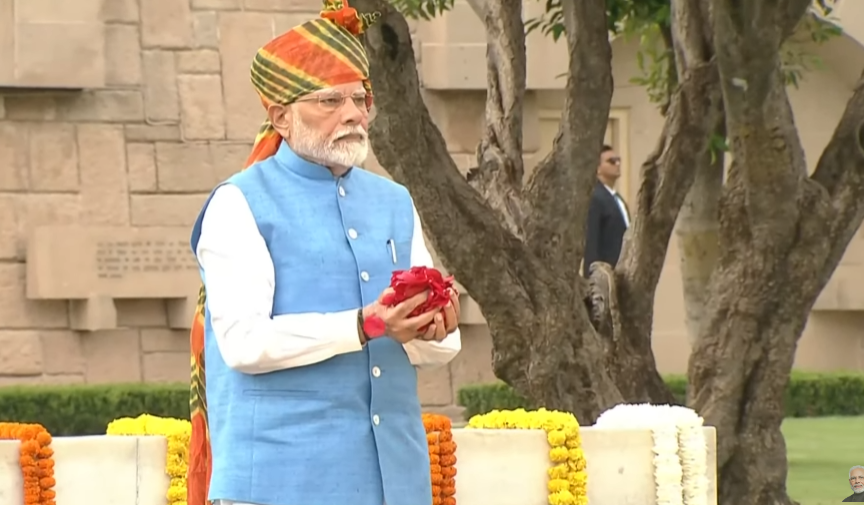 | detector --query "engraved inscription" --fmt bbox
[95,240,198,280]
